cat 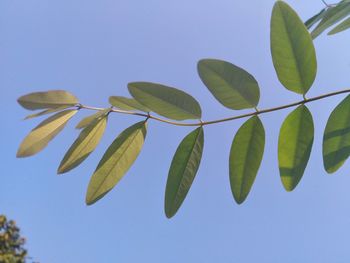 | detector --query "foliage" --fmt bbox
[16,1,350,218]
[0,215,27,263]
